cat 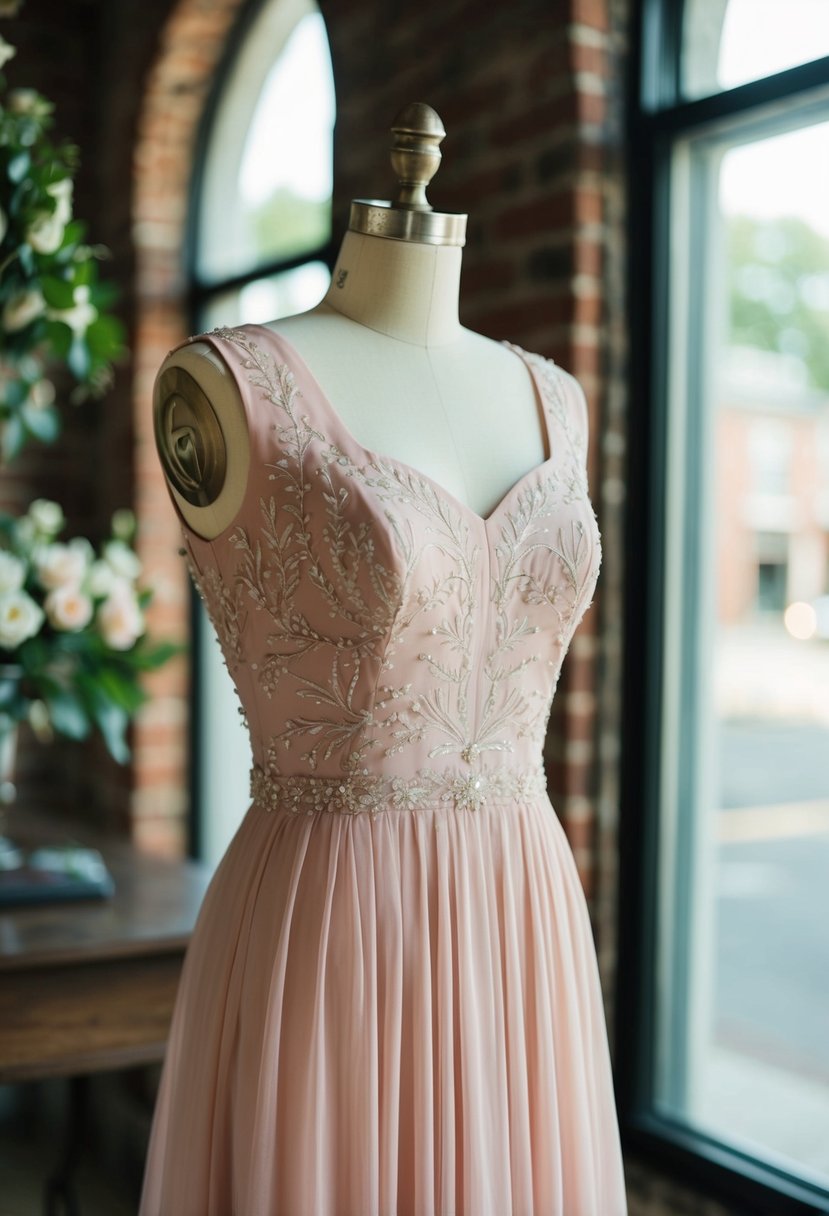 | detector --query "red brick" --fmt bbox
[491,94,576,147]
[572,0,611,32]
[563,816,595,852]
